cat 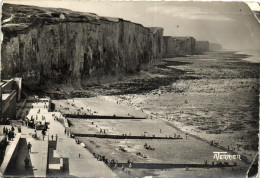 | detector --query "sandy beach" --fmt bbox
[104,51,259,162]
[50,50,258,177]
